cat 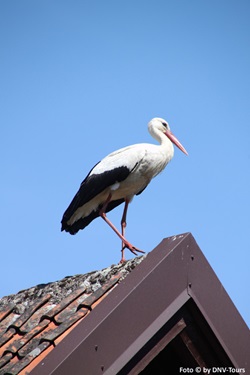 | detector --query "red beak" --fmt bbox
[165,130,188,155]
